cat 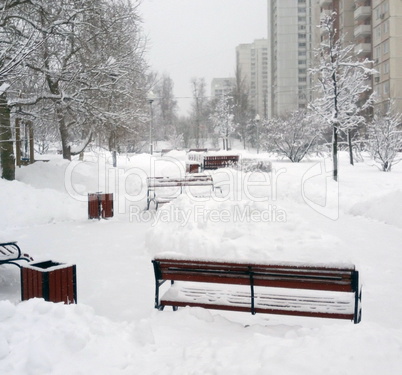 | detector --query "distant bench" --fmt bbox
[188,153,239,170]
[146,174,215,210]
[152,257,362,324]
[203,155,239,170]
[0,242,33,268]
